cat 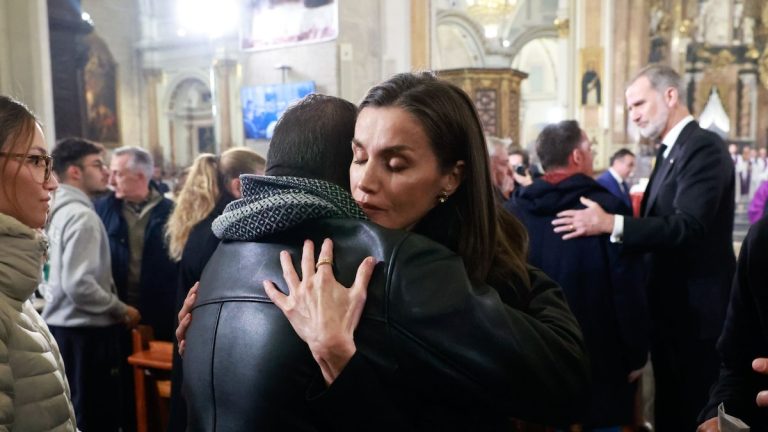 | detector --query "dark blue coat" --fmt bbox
[95,191,177,341]
[507,174,649,427]
[596,170,632,209]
